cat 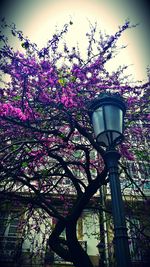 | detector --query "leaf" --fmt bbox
[58,78,67,86]
[22,162,28,168]
[13,96,21,100]
[59,133,66,139]
[12,145,19,151]
[70,76,76,82]
[21,41,29,49]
